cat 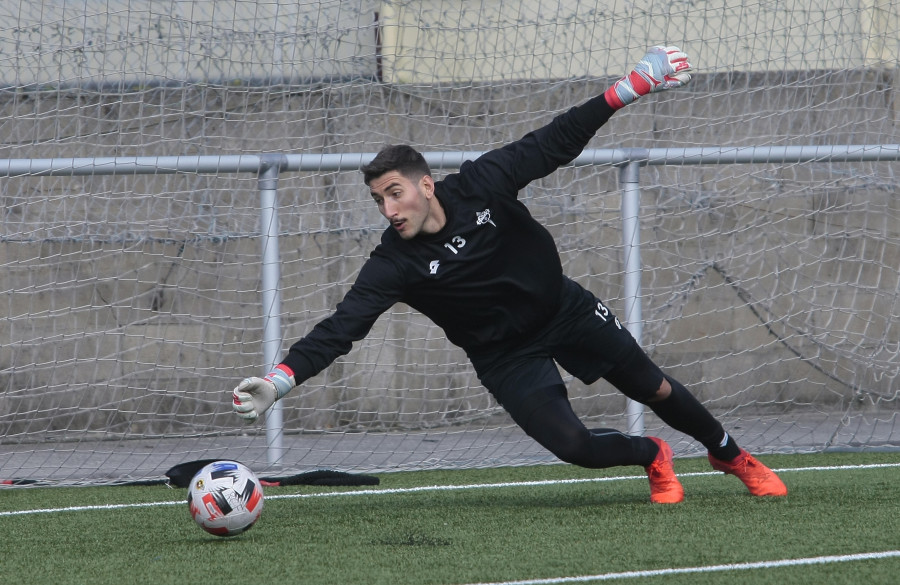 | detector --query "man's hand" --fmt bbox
[604,46,693,110]
[232,365,295,423]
